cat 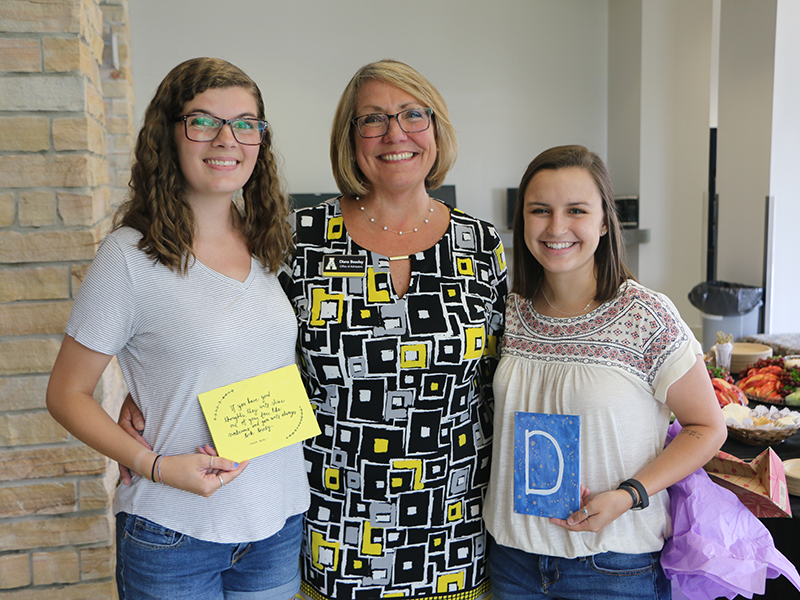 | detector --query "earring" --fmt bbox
[601,228,608,236]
